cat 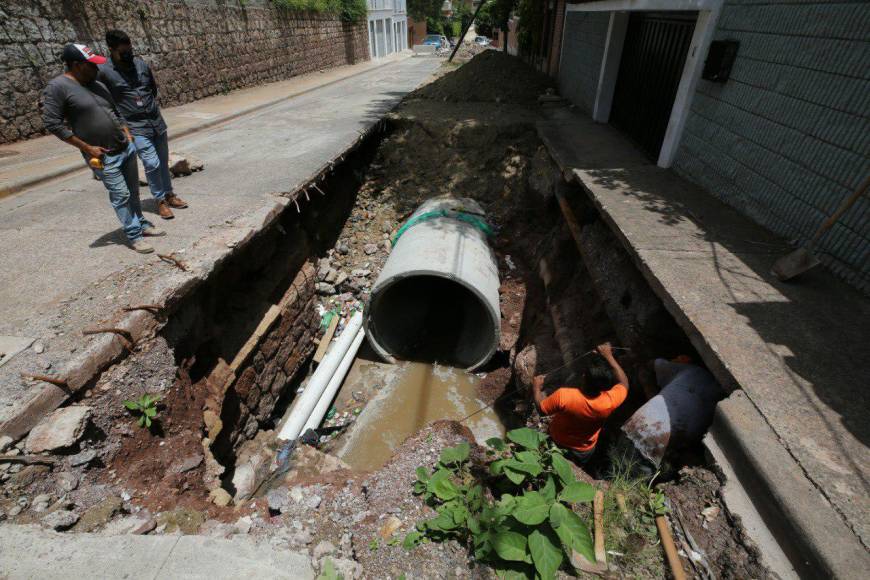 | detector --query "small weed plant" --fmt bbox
[406,428,598,579]
[123,393,160,428]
